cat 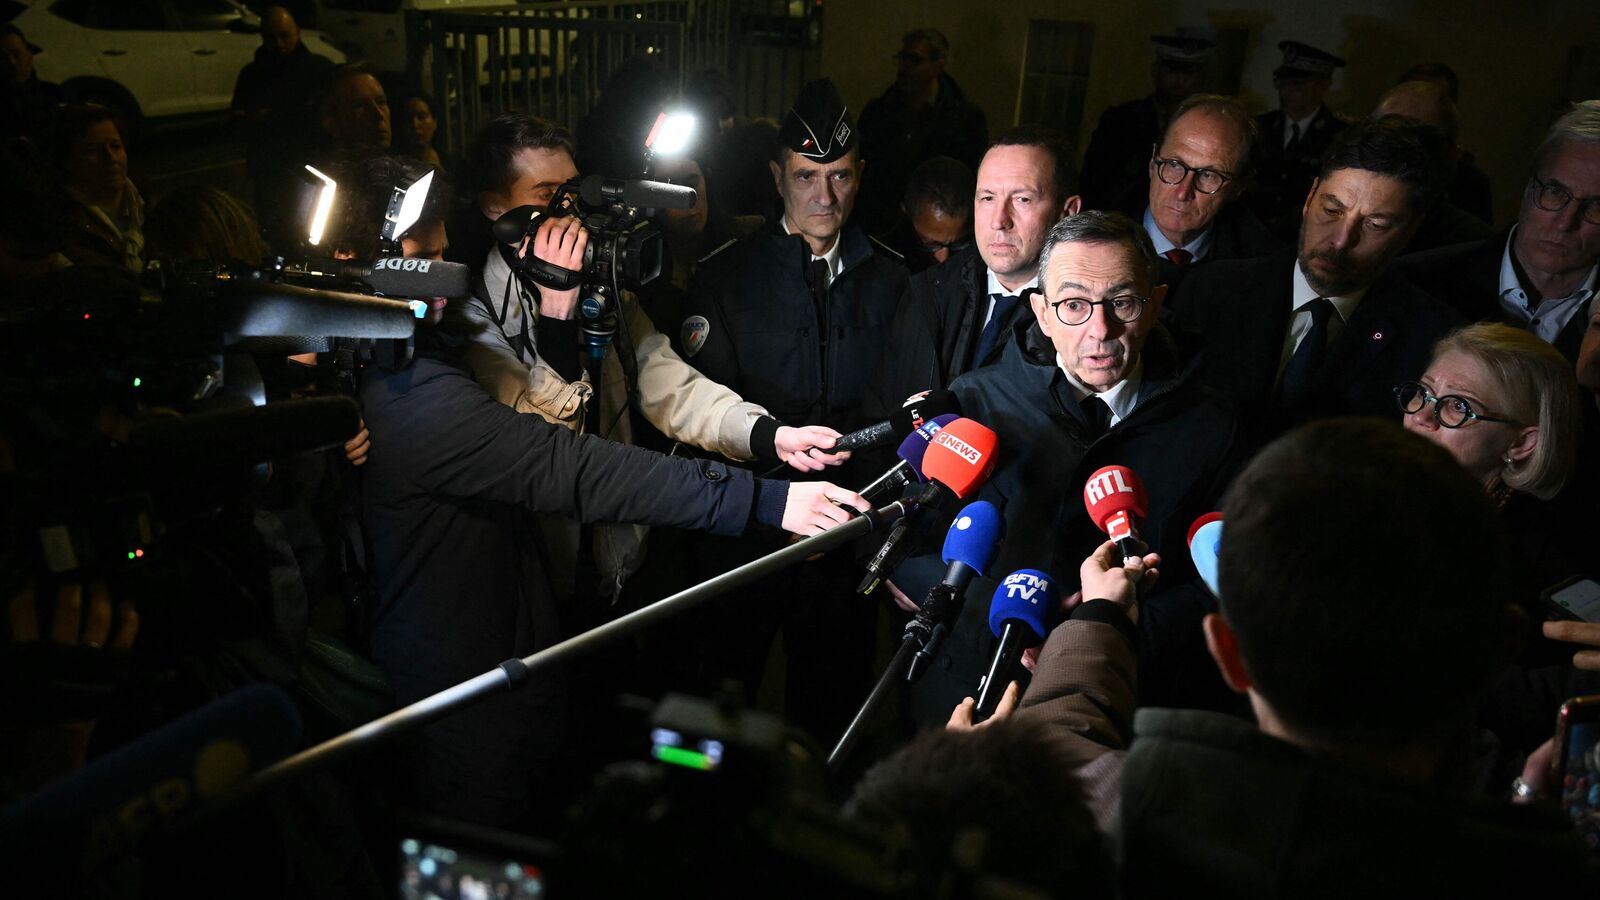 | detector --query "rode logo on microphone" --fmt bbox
[1083,467,1136,506]
[1001,571,1051,604]
[933,430,983,465]
[372,257,433,273]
